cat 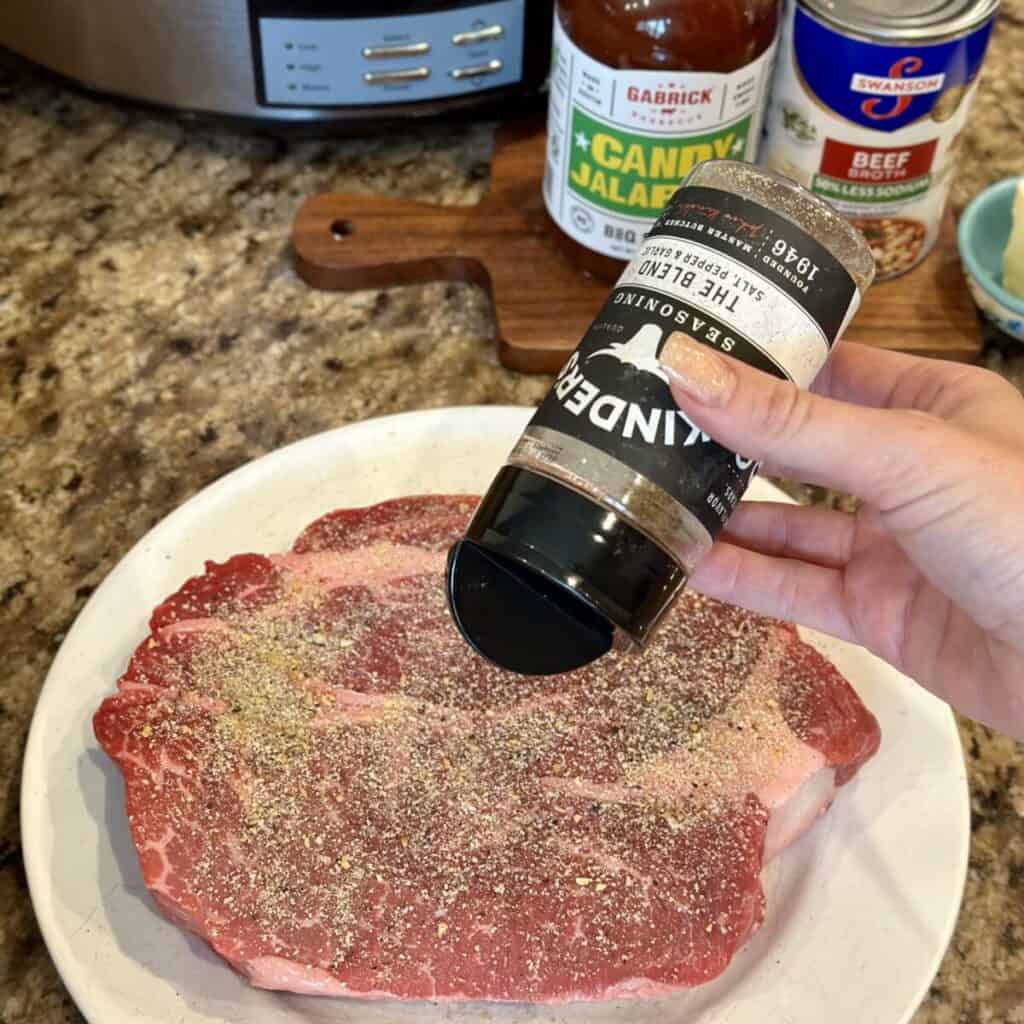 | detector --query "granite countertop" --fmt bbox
[1,5,1023,1021]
